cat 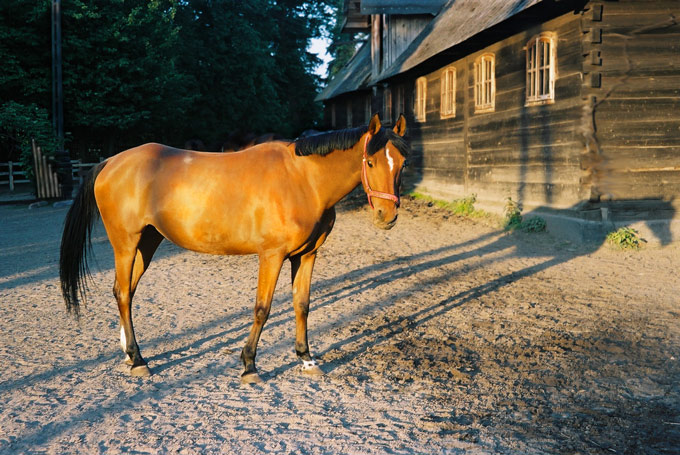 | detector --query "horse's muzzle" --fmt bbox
[373,212,398,230]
